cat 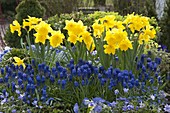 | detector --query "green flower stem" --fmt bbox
[46,41,51,59]
[92,28,112,69]
[82,43,87,61]
[34,43,40,62]
[105,80,109,99]
[64,40,75,63]
[79,85,86,100]
[41,43,45,63]
[26,32,34,61]
[131,36,139,71]
[73,88,81,104]
[137,43,145,57]
[77,43,82,61]
[49,49,57,68]
[123,51,126,70]
[117,50,123,70]
[20,37,25,49]
[79,43,83,59]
